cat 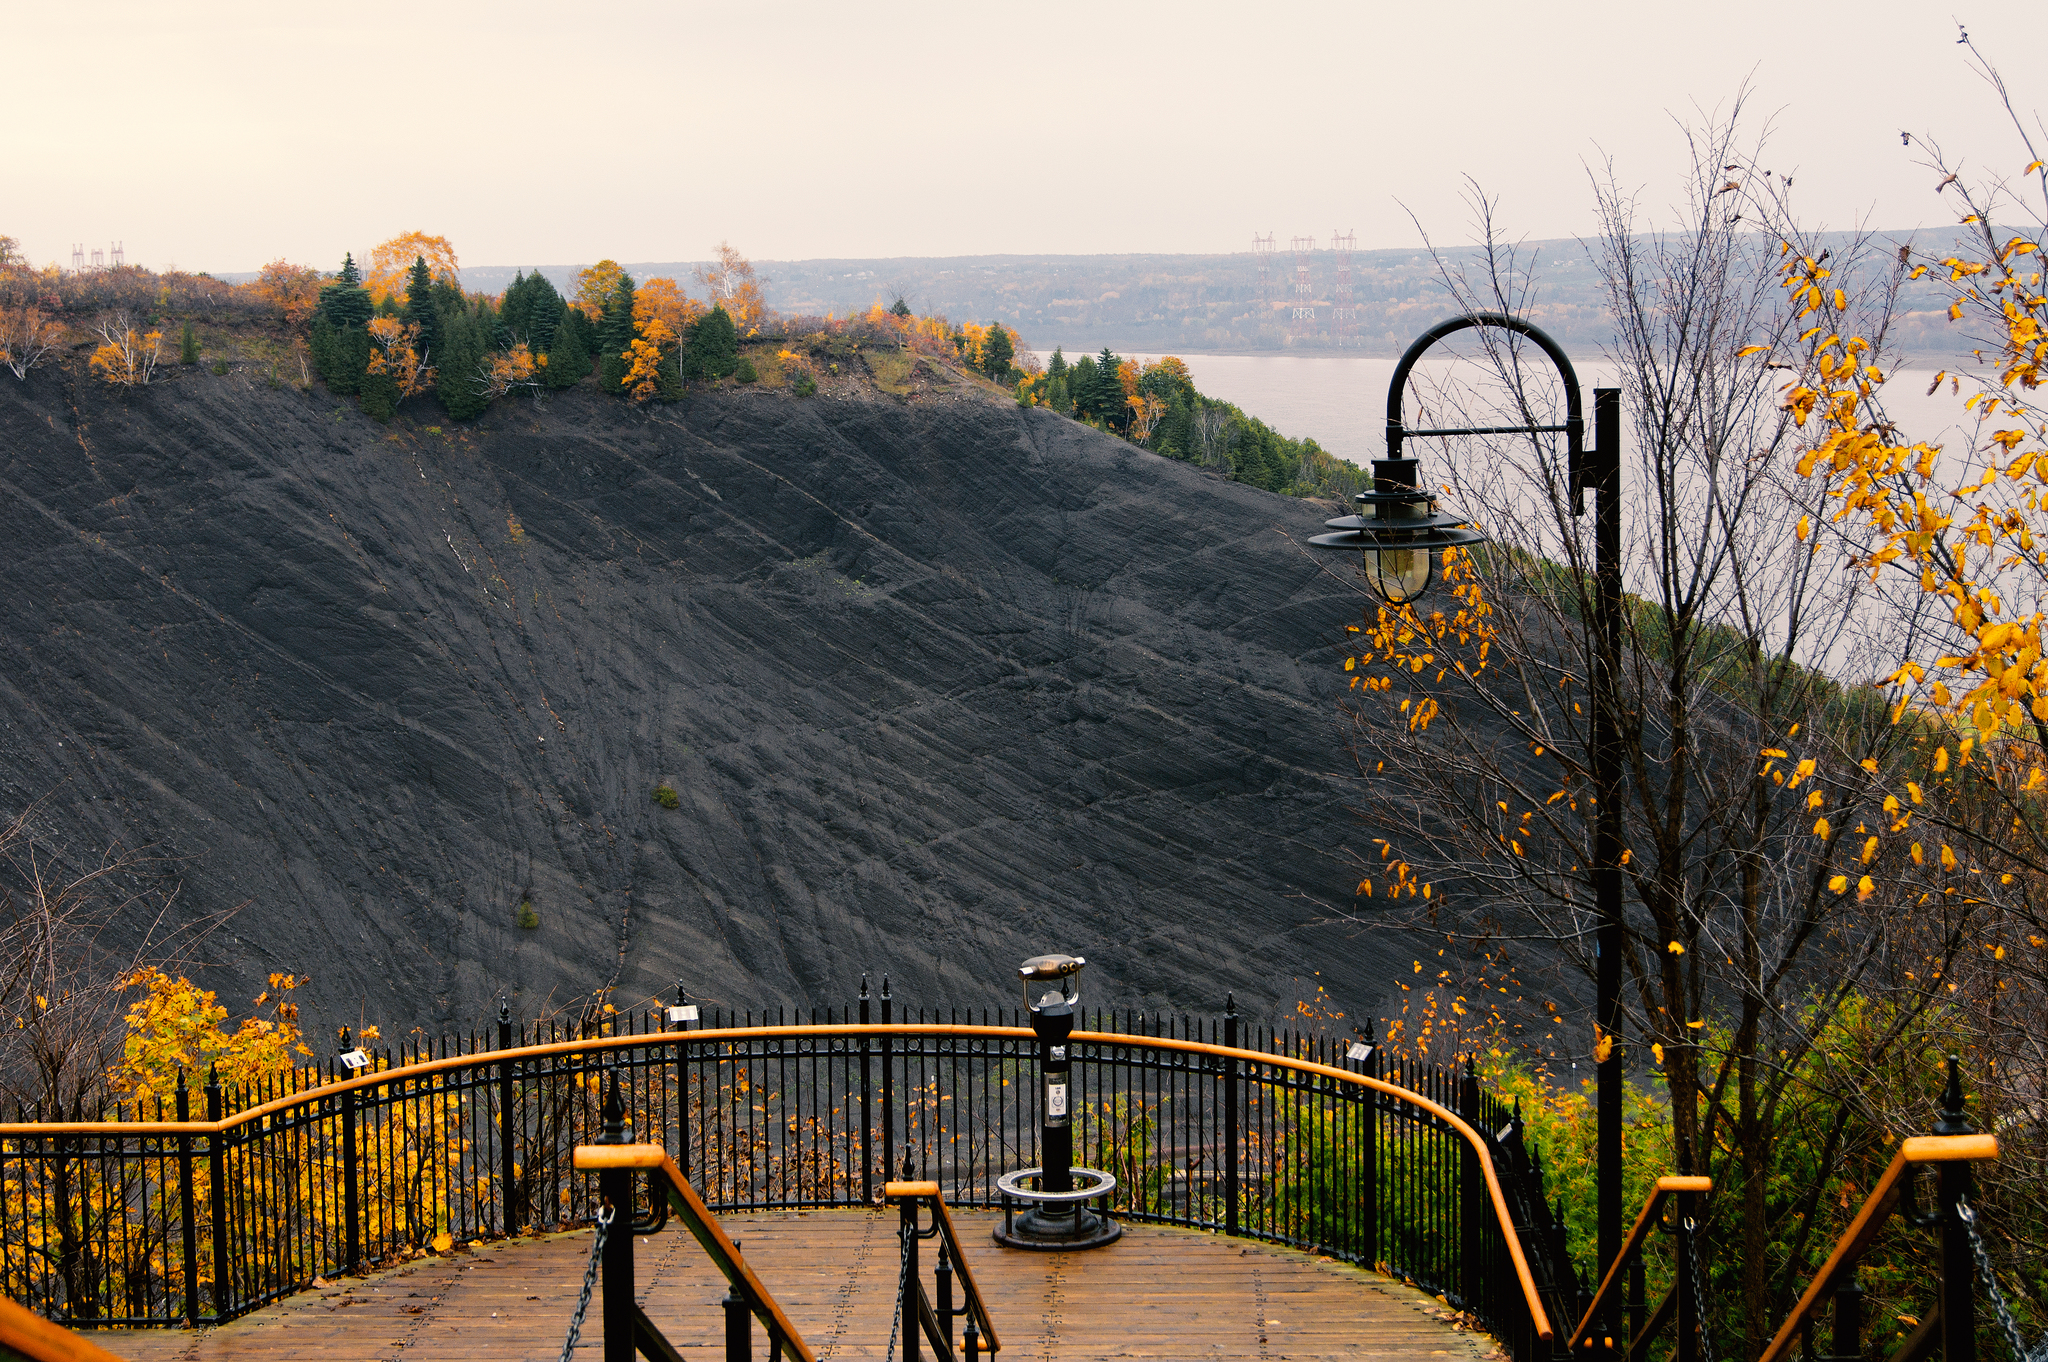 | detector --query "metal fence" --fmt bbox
[0,992,1568,1359]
